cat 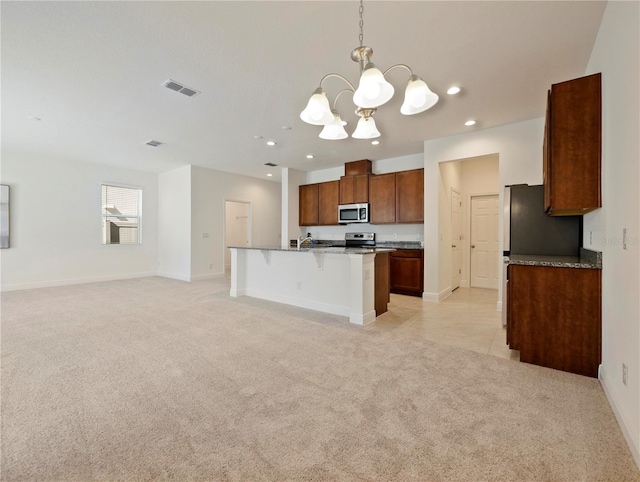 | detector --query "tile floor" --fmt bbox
[367,287,520,361]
